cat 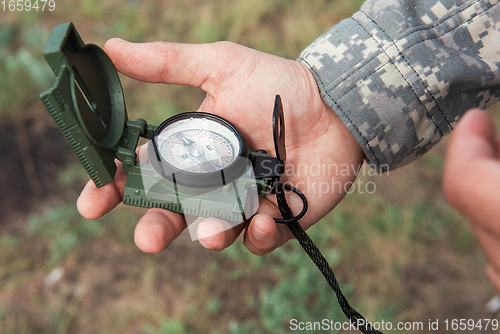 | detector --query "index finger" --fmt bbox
[103,38,244,90]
